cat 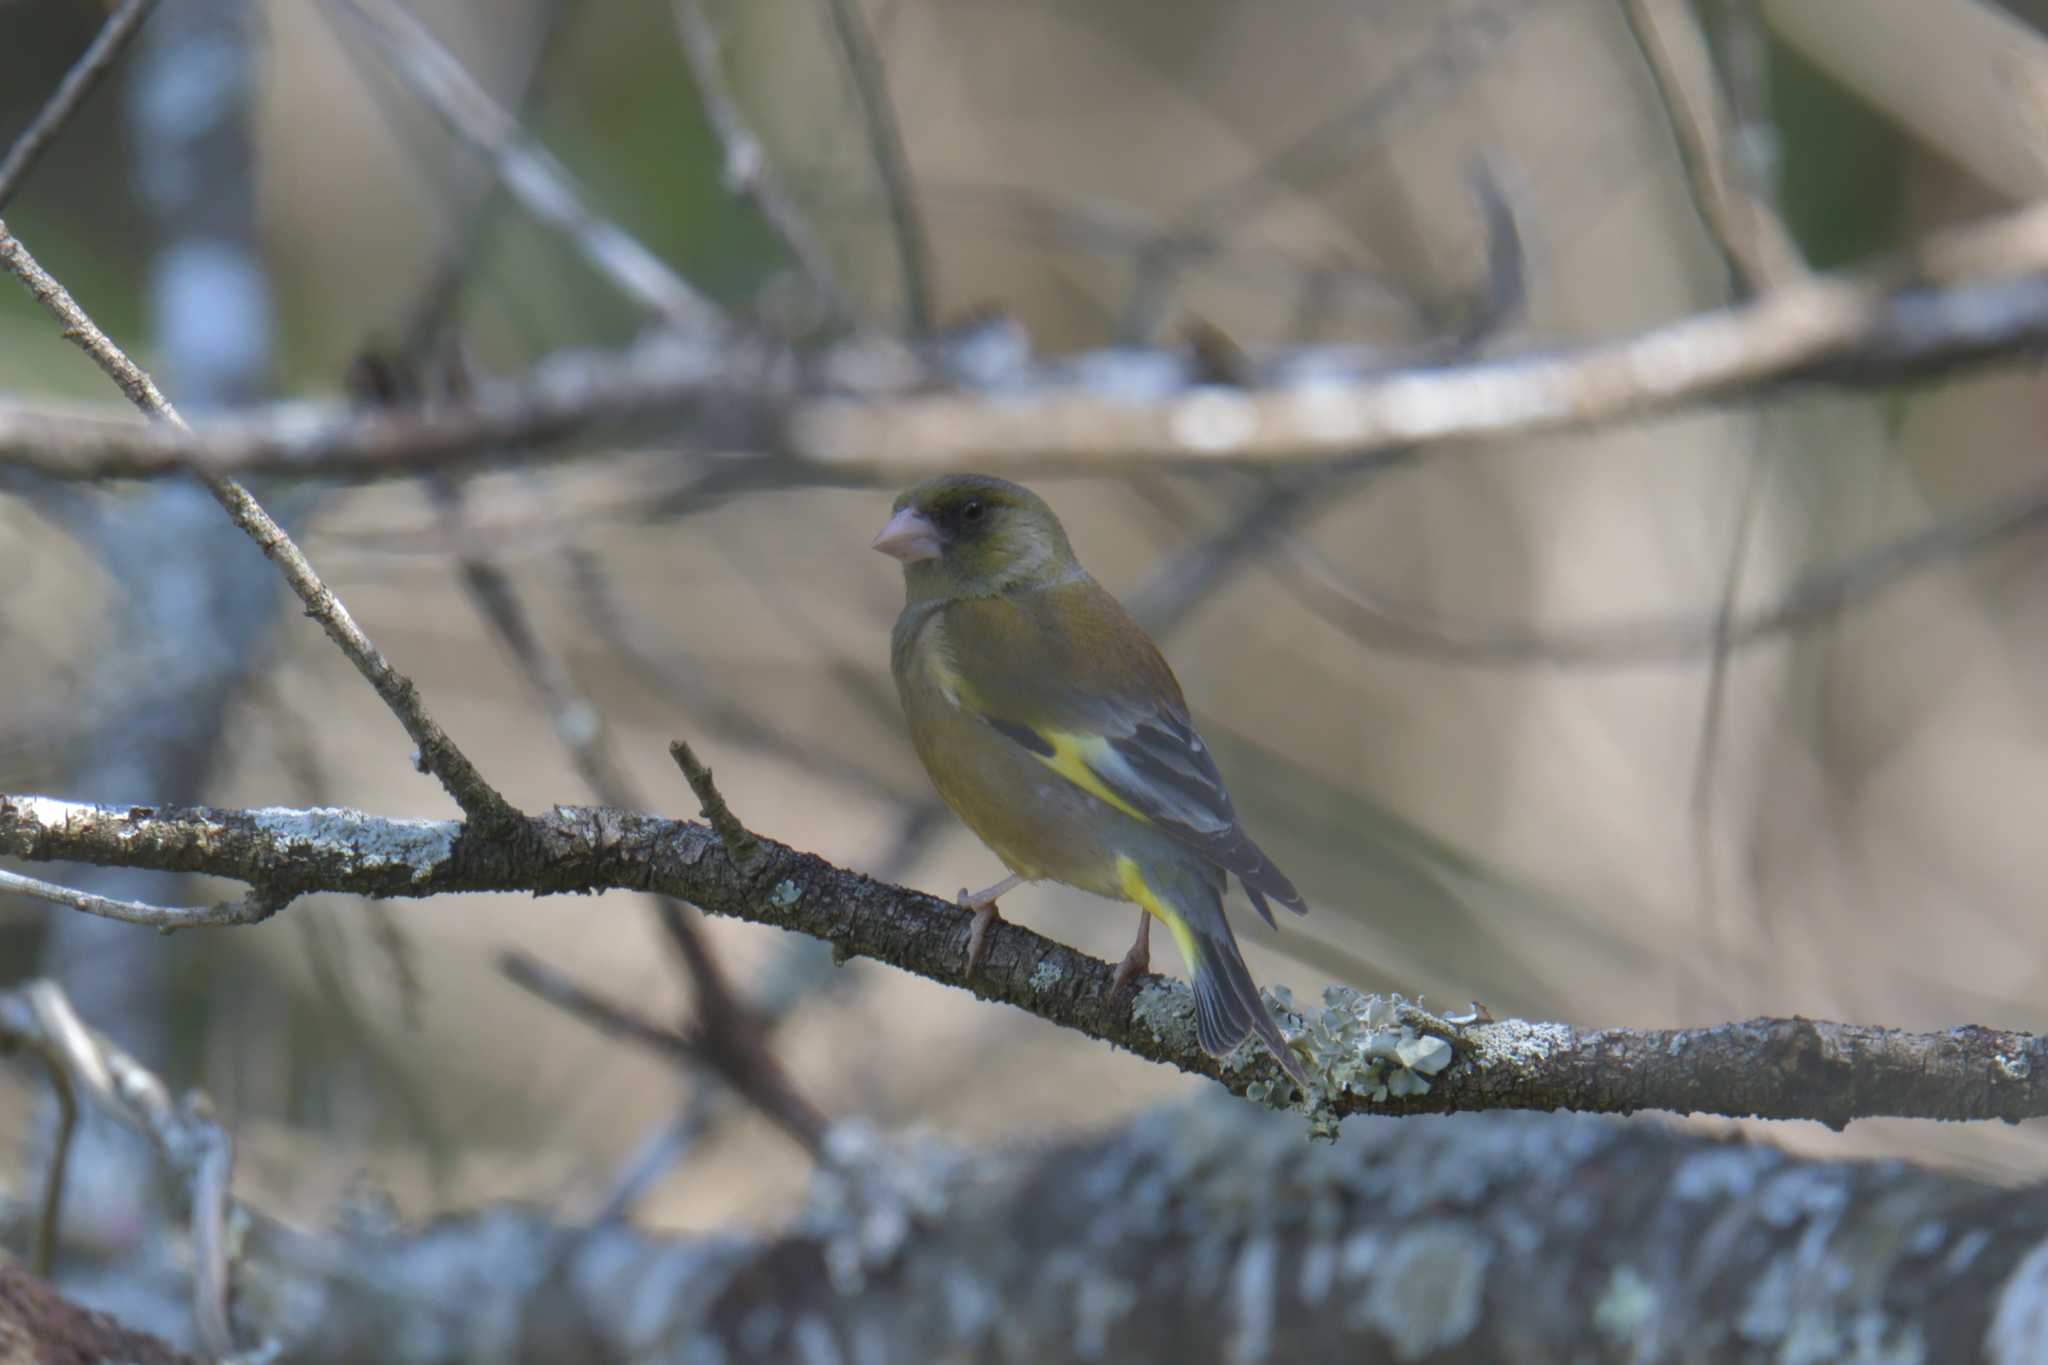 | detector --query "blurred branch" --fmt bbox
[1124,172,1520,634]
[566,542,920,803]
[0,1004,76,1276]
[0,0,161,211]
[0,980,254,1357]
[671,0,852,322]
[0,223,517,828]
[499,950,825,1156]
[1620,0,1806,296]
[1116,8,1515,342]
[819,0,931,332]
[321,0,724,332]
[366,0,588,360]
[418,447,823,1164]
[28,1075,2048,1362]
[7,792,2048,1129]
[7,195,2048,479]
[1268,468,2048,666]
[0,1266,197,1364]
